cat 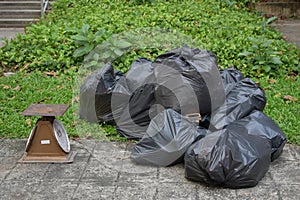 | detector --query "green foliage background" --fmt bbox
[0,0,299,76]
[0,0,299,144]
